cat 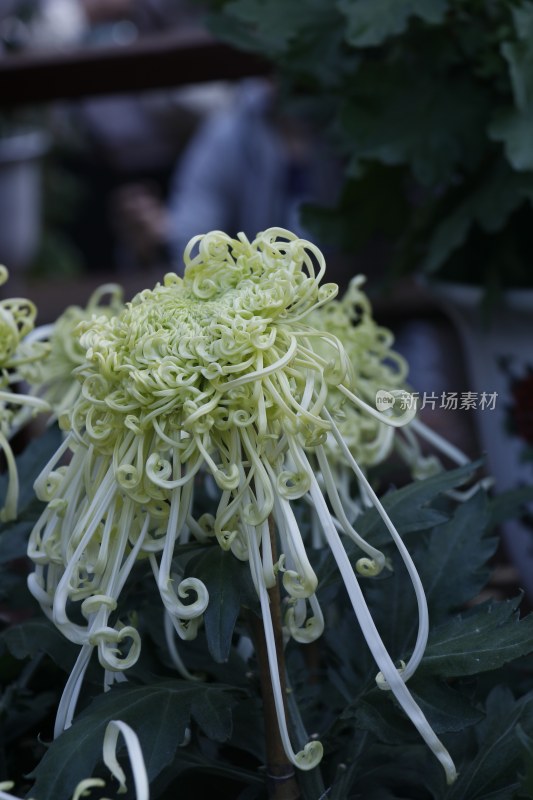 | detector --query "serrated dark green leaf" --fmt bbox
[316,465,481,598]
[488,21,533,172]
[357,462,480,546]
[349,677,482,745]
[29,680,241,800]
[339,0,447,48]
[446,688,533,800]
[351,691,417,745]
[2,619,79,671]
[341,742,441,799]
[421,598,533,677]
[341,67,489,185]
[417,491,497,622]
[421,161,533,273]
[410,677,485,734]
[186,546,258,663]
[187,548,241,663]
